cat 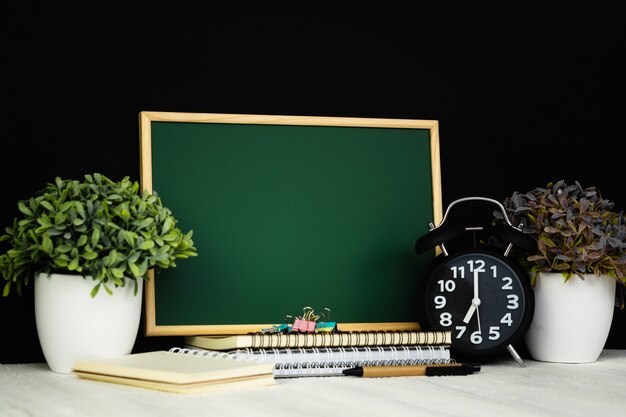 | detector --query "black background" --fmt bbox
[1,3,624,362]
